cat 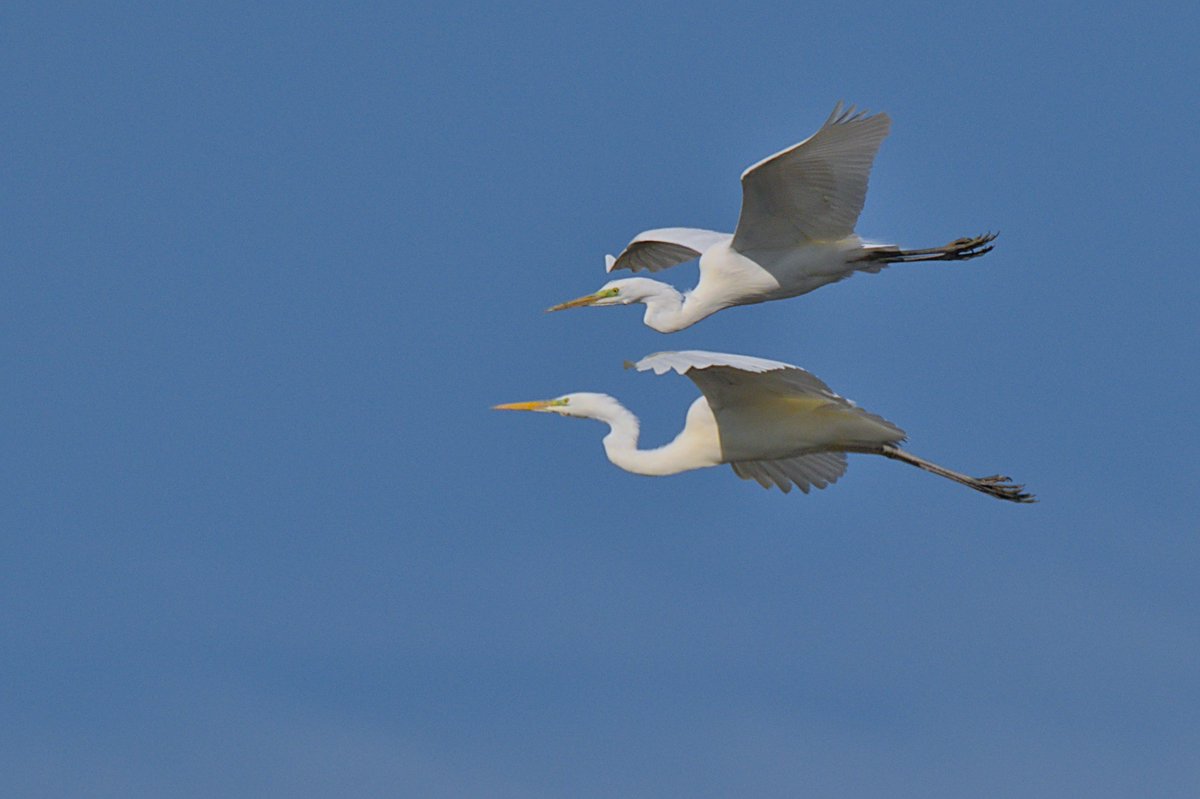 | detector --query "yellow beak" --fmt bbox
[546,292,604,312]
[492,399,555,412]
